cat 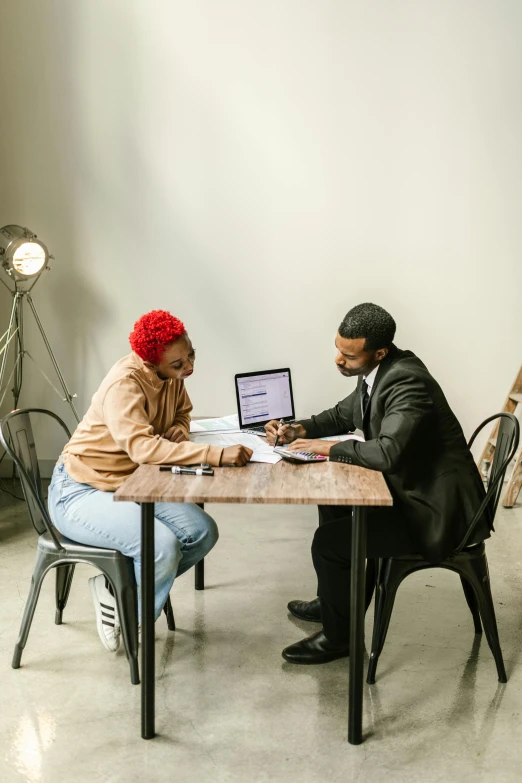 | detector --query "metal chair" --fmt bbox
[0,408,181,685]
[367,412,520,685]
